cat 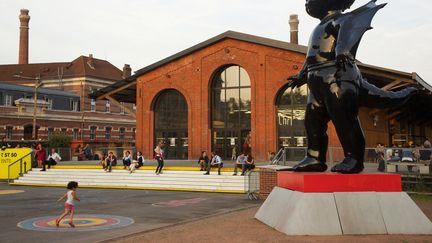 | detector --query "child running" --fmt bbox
[55,181,80,227]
